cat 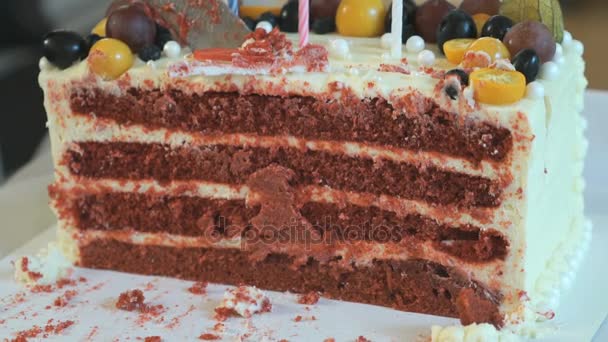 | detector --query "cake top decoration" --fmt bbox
[134,0,250,49]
